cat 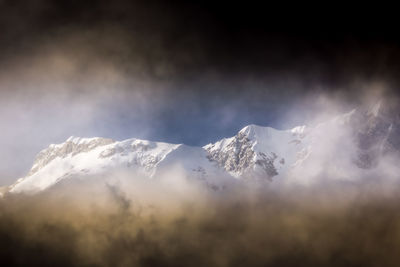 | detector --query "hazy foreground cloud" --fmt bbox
[2,170,400,267]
